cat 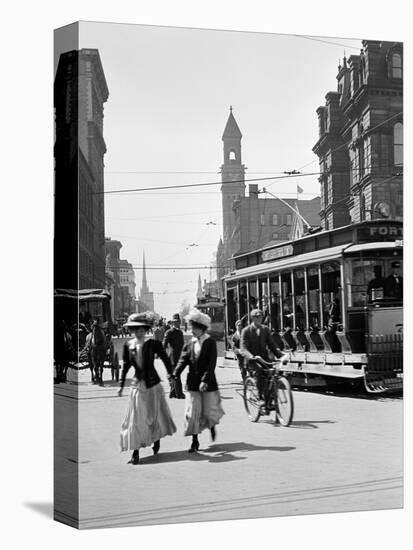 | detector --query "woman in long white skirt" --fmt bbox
[172,309,224,452]
[118,312,176,464]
